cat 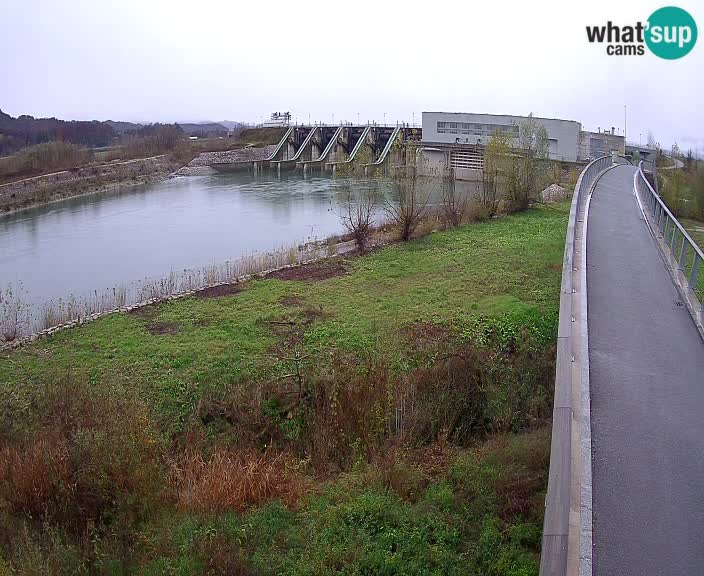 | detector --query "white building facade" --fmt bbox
[423,112,582,161]
[420,111,583,180]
